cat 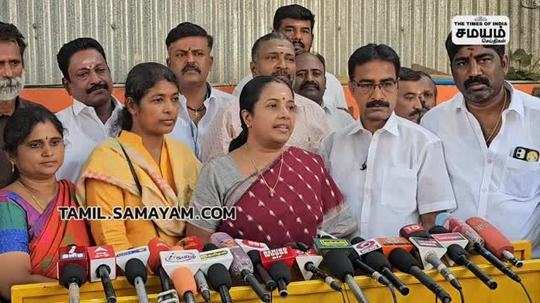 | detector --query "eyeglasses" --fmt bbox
[351,79,397,96]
